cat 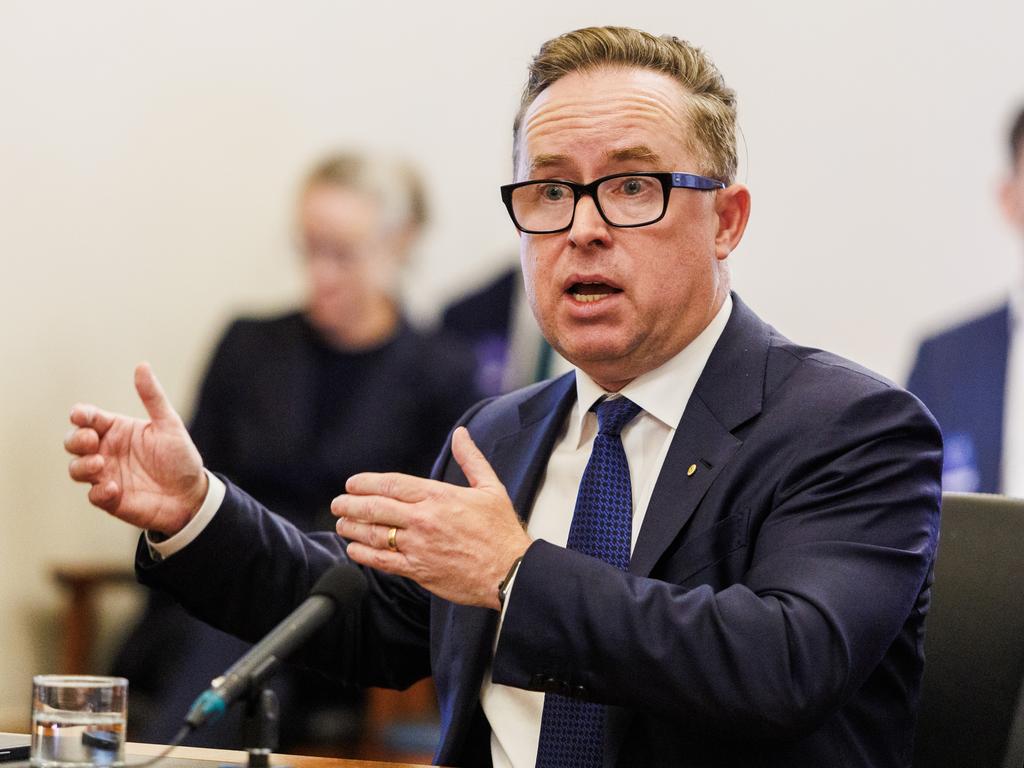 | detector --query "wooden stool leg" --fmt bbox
[61,582,96,673]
